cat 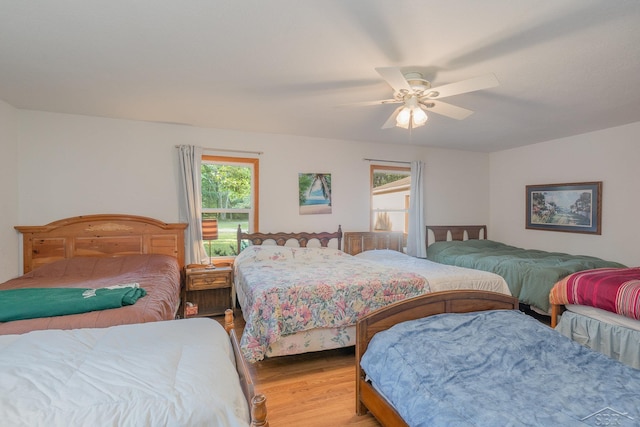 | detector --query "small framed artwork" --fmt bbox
[525,181,602,234]
[298,173,332,215]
